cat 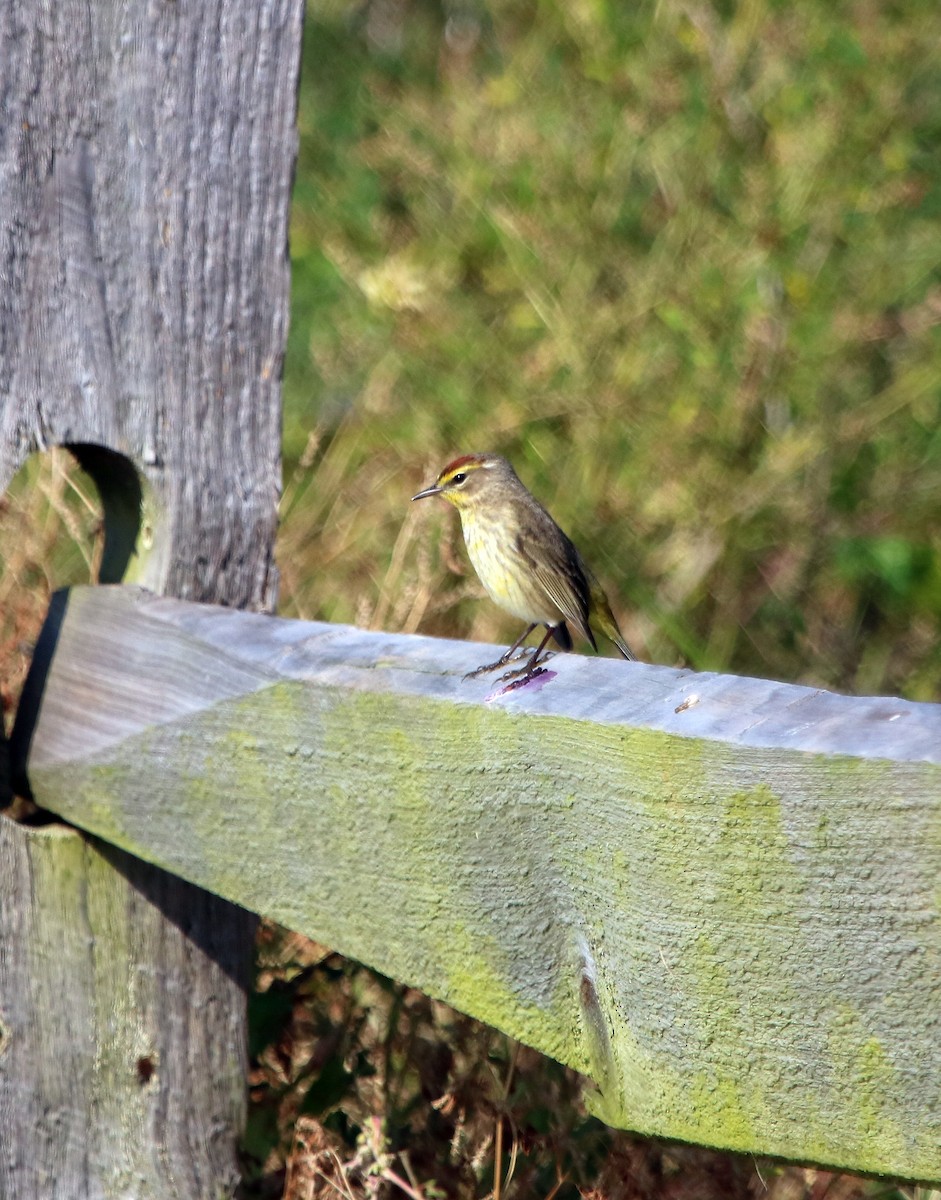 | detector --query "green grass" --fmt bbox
[279,0,941,701]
